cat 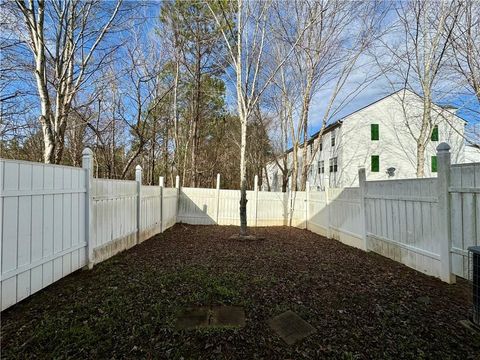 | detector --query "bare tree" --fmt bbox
[379,0,461,177]
[270,0,386,191]
[117,31,171,179]
[207,0,314,235]
[11,0,133,163]
[451,0,480,104]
